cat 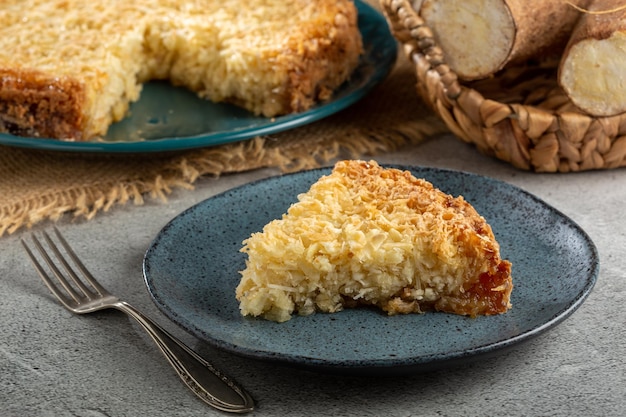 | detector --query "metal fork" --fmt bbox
[21,227,254,414]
